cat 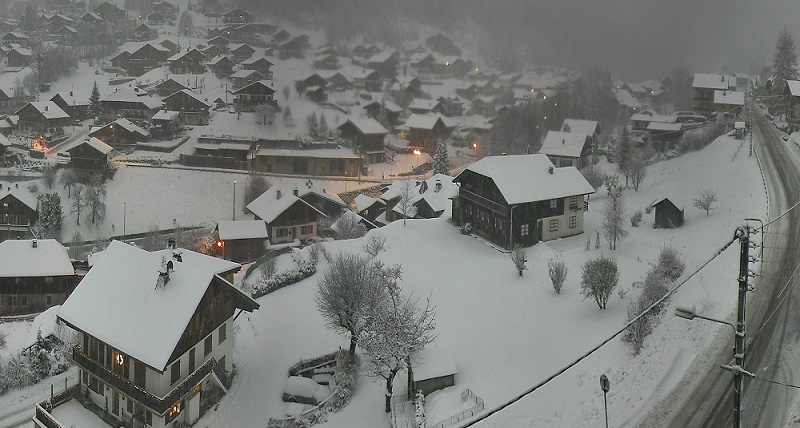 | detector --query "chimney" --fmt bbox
[562,139,565,145]
[548,166,554,174]
[69,91,73,96]
[435,179,442,192]
[276,189,282,199]
[32,239,37,248]
[293,187,299,196]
